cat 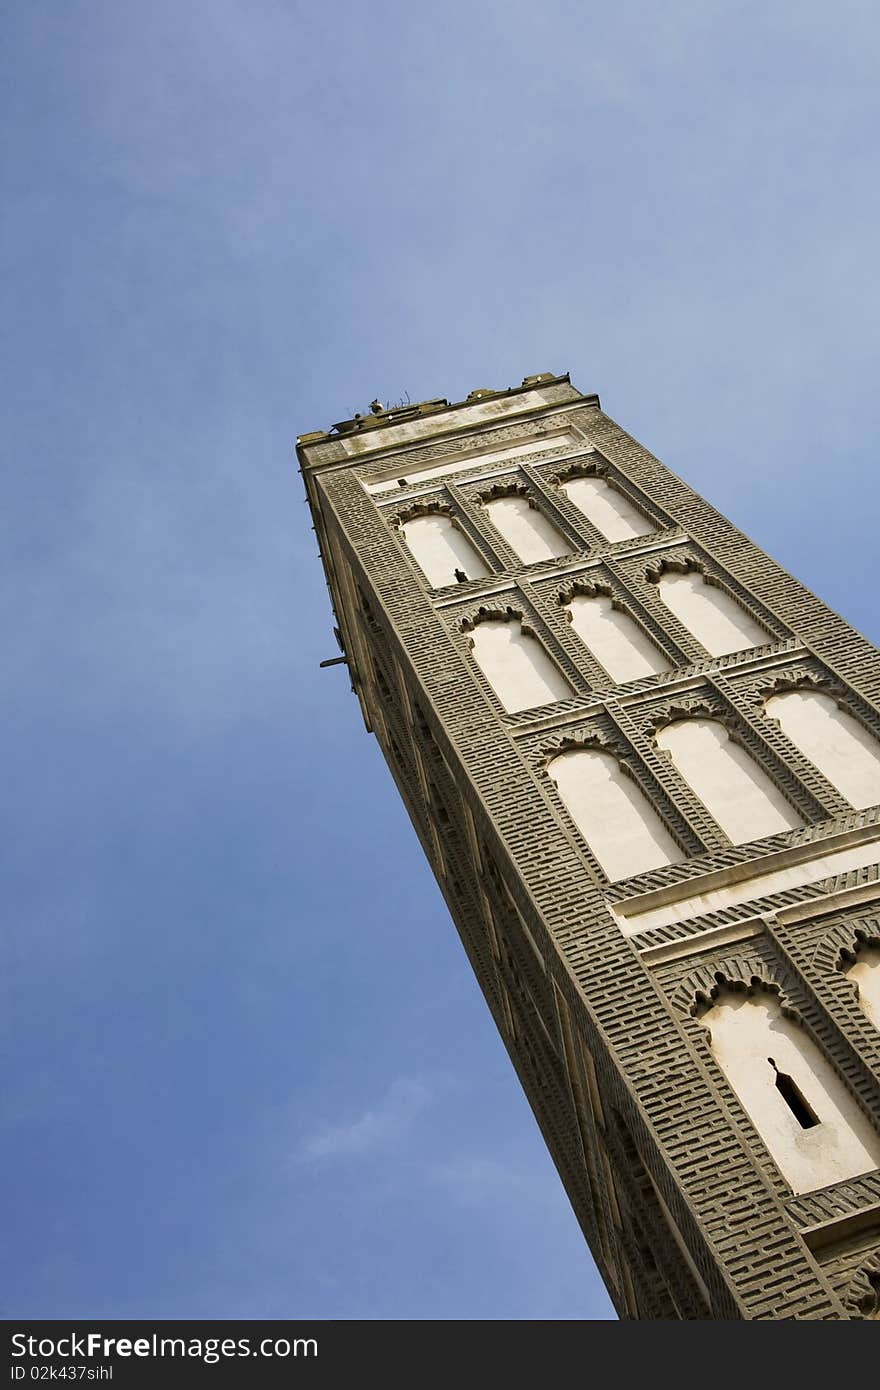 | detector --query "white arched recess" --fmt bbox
[560,475,653,542]
[699,989,880,1194]
[847,949,880,1031]
[483,494,570,564]
[655,717,802,845]
[399,512,489,588]
[469,618,572,713]
[656,570,768,656]
[764,689,880,811]
[567,594,669,685]
[547,747,681,881]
